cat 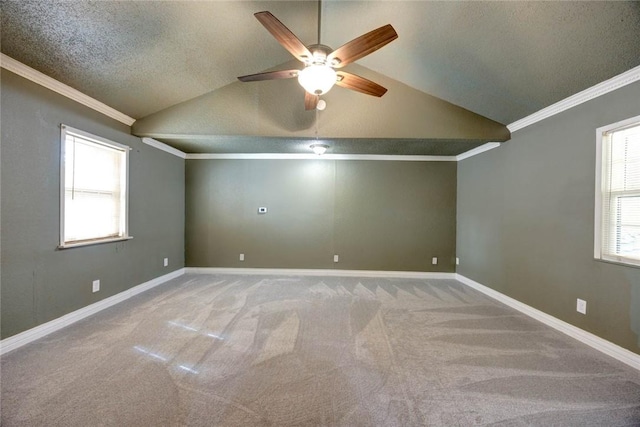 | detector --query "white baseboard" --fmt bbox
[0,268,185,356]
[456,273,640,371]
[186,267,456,279]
